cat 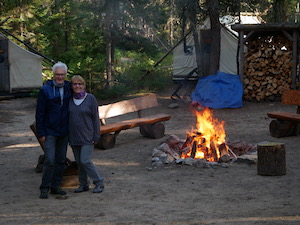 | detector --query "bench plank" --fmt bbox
[99,94,158,119]
[267,111,300,122]
[100,113,171,134]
